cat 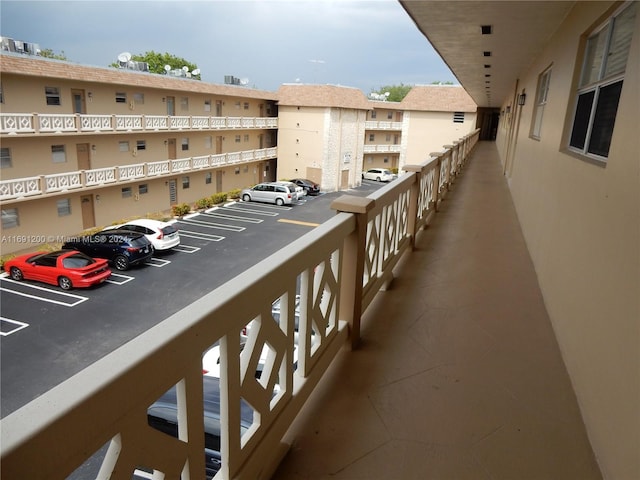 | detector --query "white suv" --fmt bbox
[362,168,394,182]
